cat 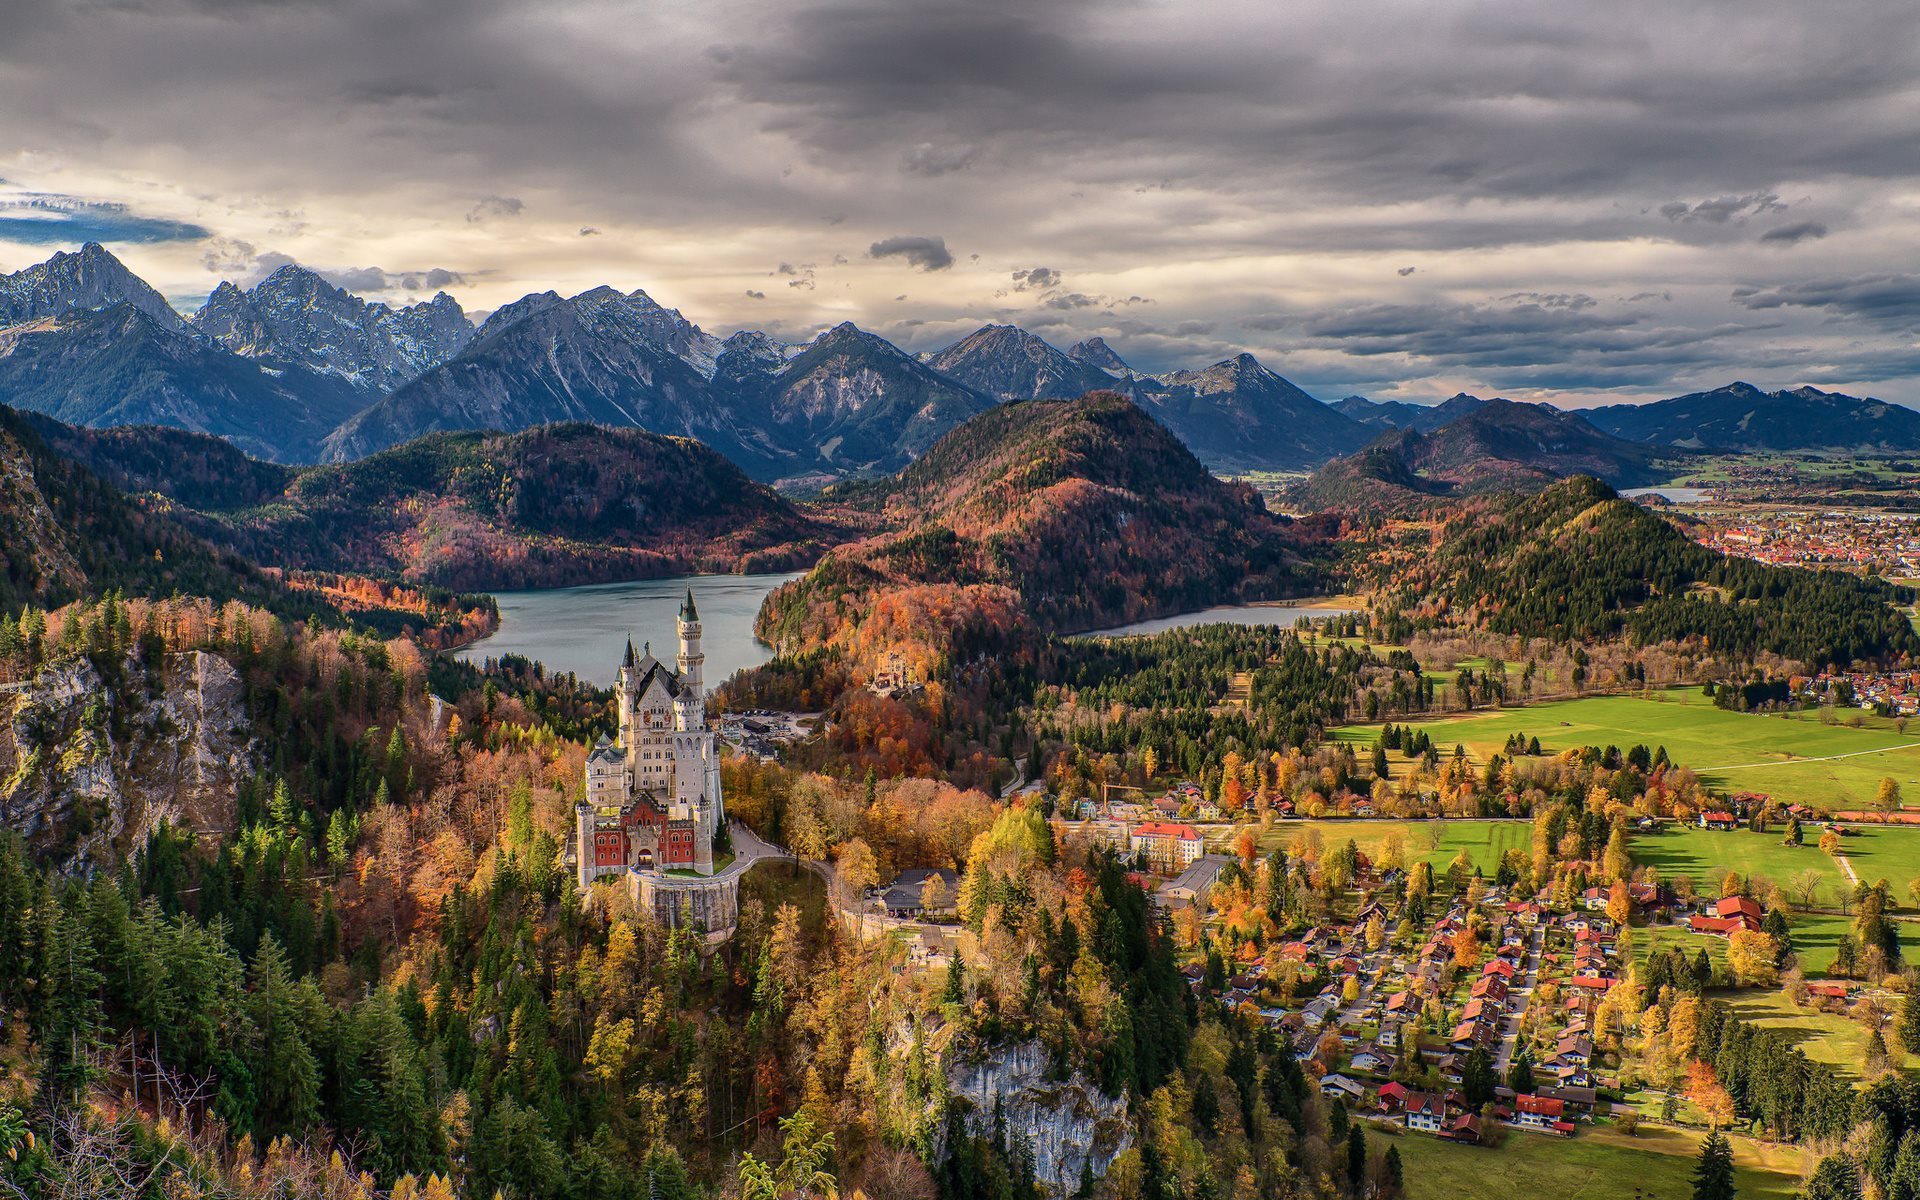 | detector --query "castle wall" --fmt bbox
[633,872,740,942]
